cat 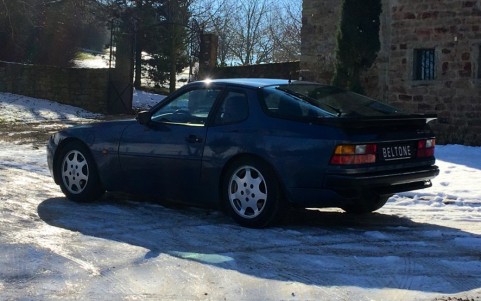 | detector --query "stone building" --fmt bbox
[301,0,481,145]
